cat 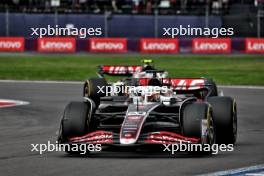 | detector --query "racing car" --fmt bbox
[58,62,237,154]
[83,60,218,105]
